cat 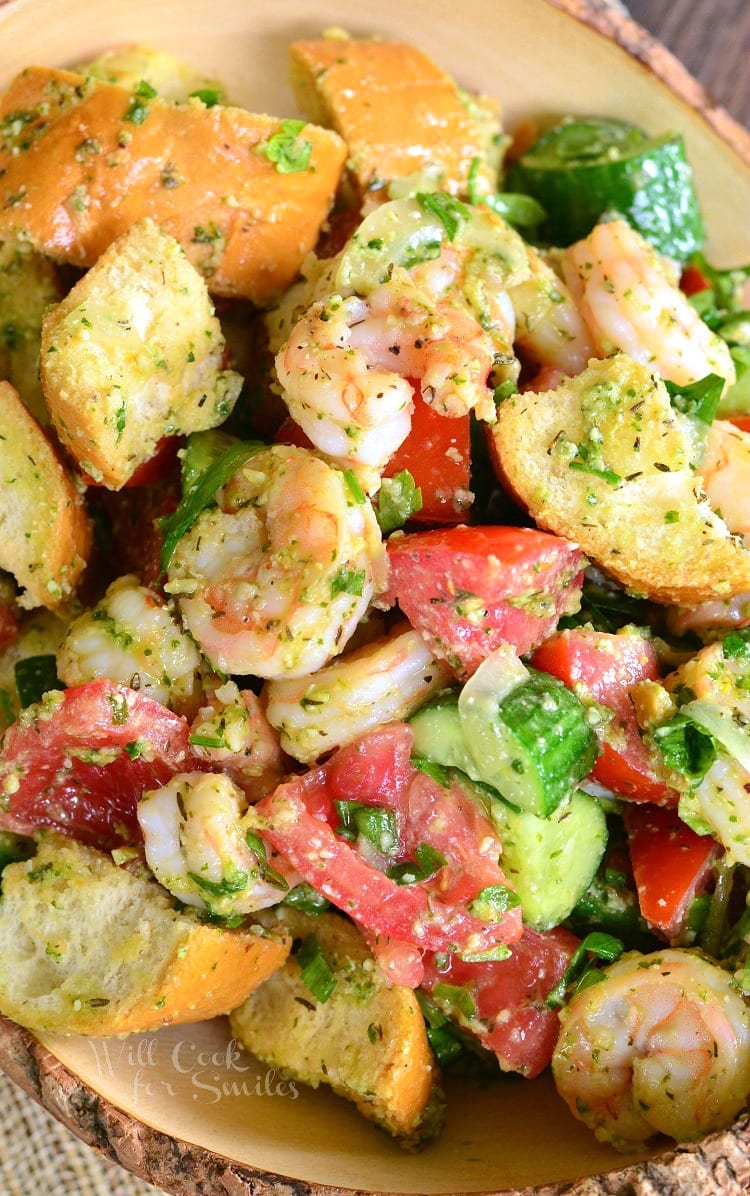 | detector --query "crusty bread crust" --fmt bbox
[231,908,442,1147]
[0,381,91,611]
[289,39,500,199]
[0,835,290,1036]
[41,218,242,488]
[0,67,347,304]
[490,354,750,606]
